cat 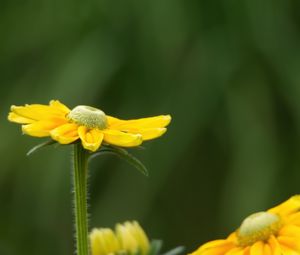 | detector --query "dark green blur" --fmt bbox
[1,1,300,254]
